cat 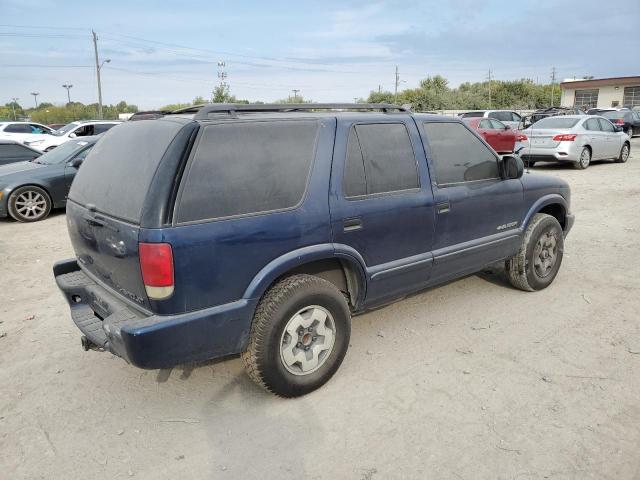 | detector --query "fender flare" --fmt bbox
[522,194,568,230]
[242,243,368,308]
